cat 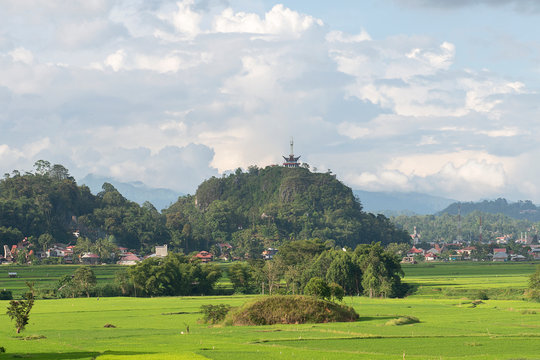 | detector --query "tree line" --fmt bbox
[1,162,409,257]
